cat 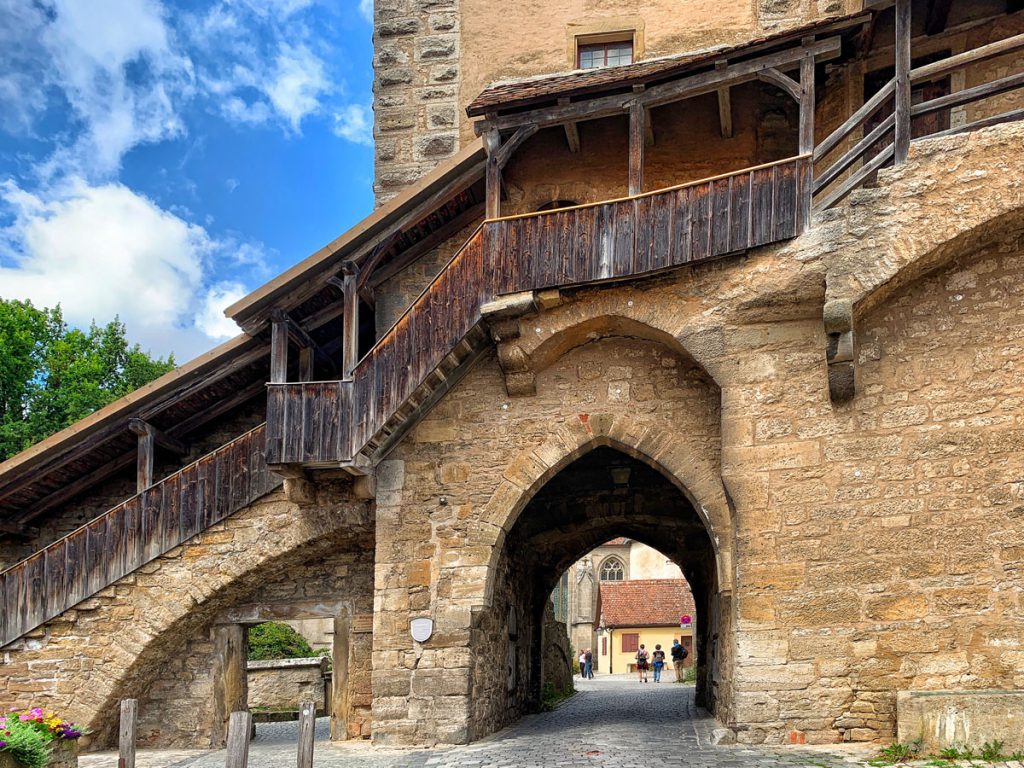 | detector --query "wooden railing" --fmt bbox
[266,155,812,467]
[813,28,1024,211]
[0,425,281,647]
